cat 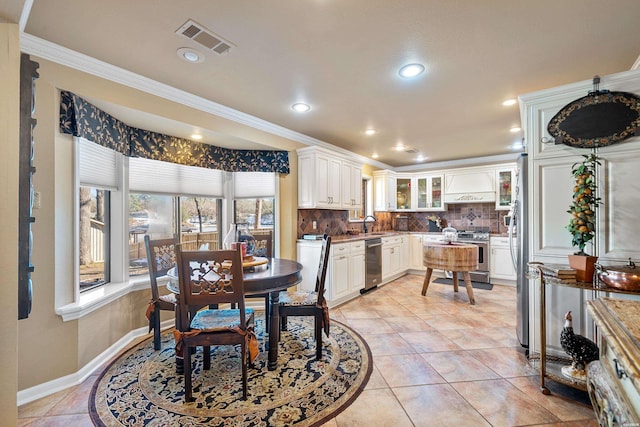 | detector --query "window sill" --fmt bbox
[56,276,161,322]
